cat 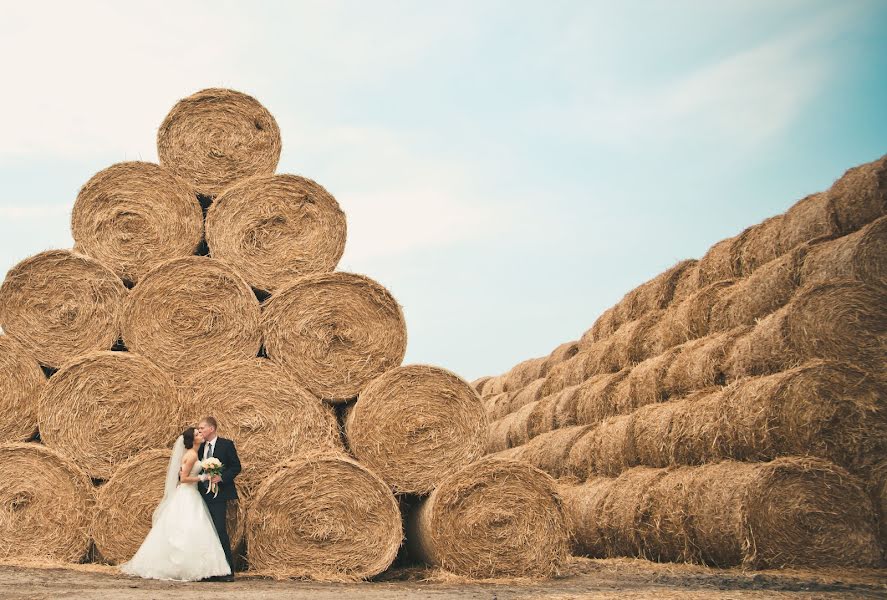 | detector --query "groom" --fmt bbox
[197,416,241,581]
